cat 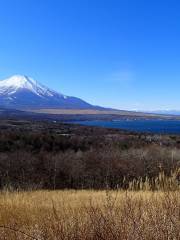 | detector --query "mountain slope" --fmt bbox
[0,75,101,109]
